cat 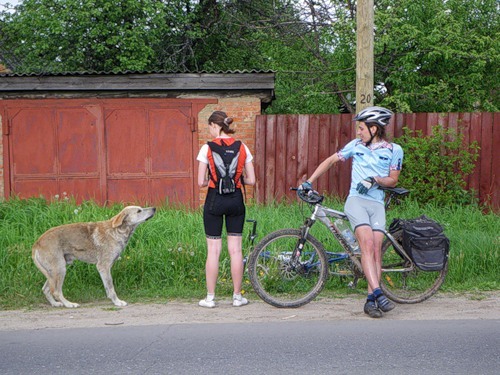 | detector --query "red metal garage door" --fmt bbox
[4,102,101,201]
[104,101,195,205]
[2,98,215,206]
